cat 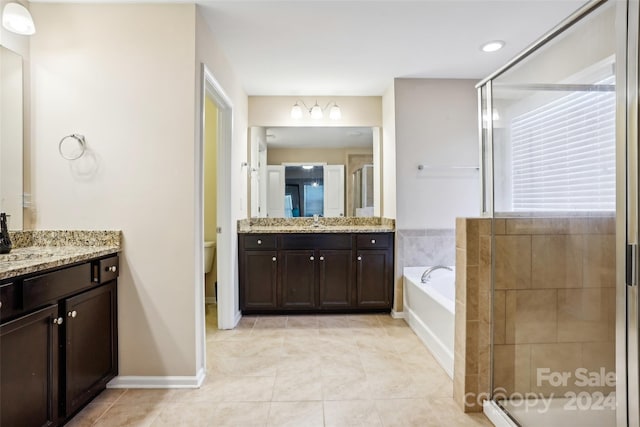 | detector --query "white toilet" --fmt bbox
[204,241,216,274]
